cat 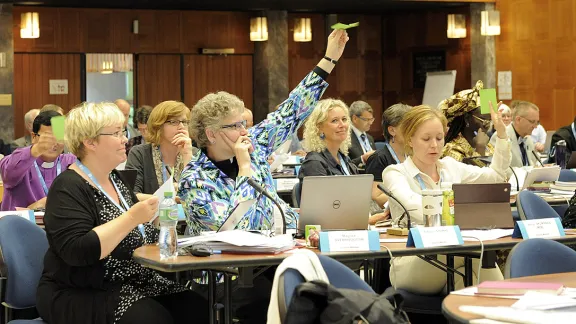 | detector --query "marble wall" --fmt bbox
[471,3,496,89]
[253,10,289,123]
[0,4,14,143]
